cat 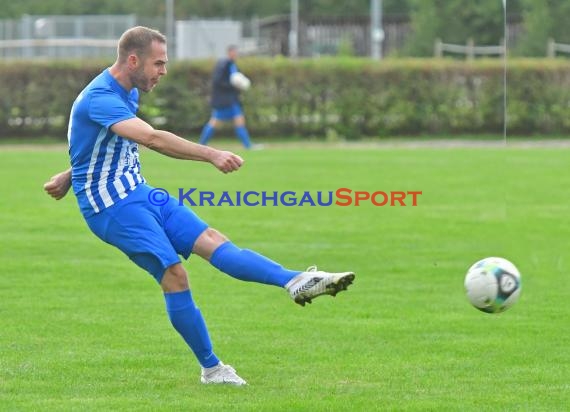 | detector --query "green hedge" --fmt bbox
[1,58,569,139]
